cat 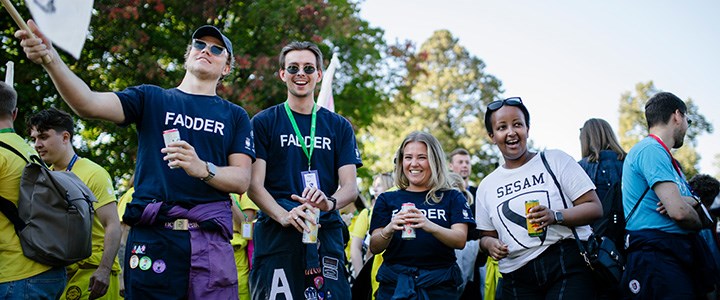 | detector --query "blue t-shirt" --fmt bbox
[251,103,362,221]
[369,189,476,269]
[623,137,692,234]
[116,85,255,206]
